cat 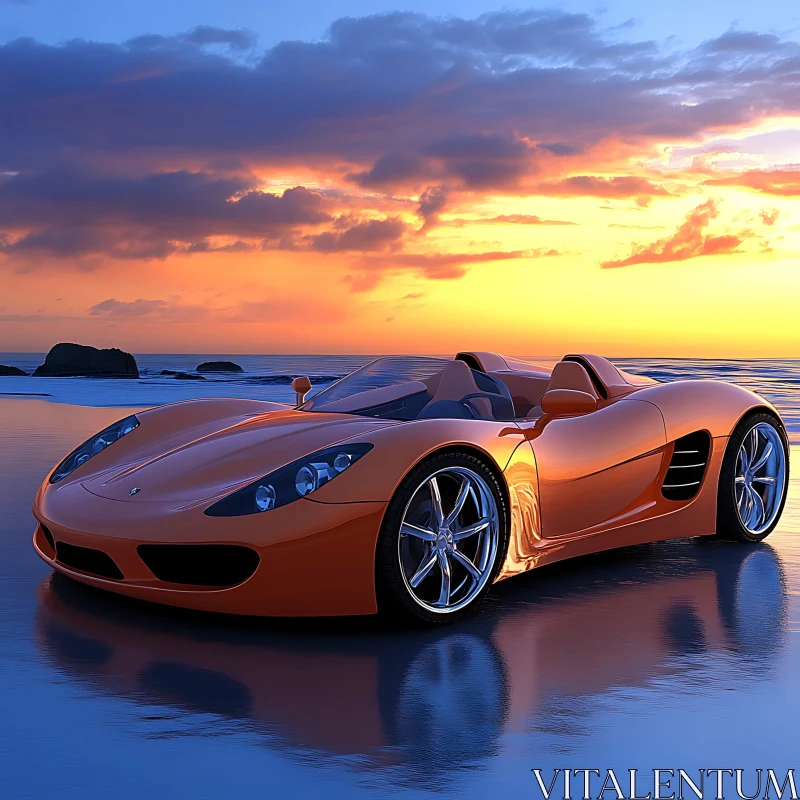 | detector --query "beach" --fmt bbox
[1,356,798,799]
